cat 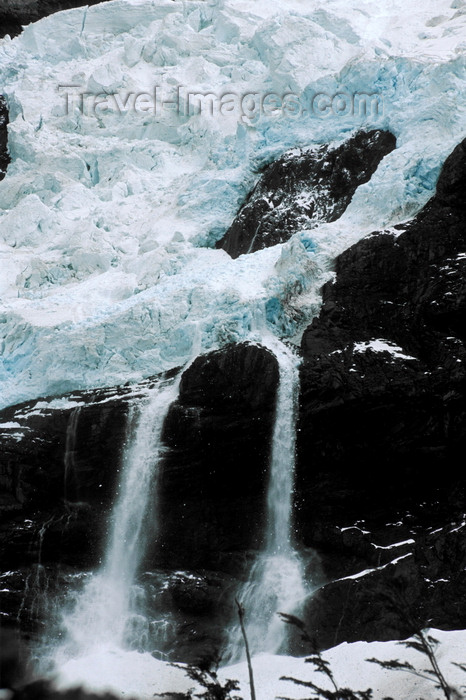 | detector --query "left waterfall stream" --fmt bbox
[38,375,181,692]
